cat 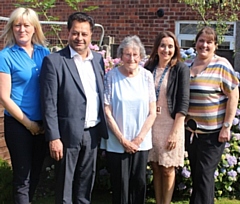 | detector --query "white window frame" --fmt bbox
[175,21,236,50]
